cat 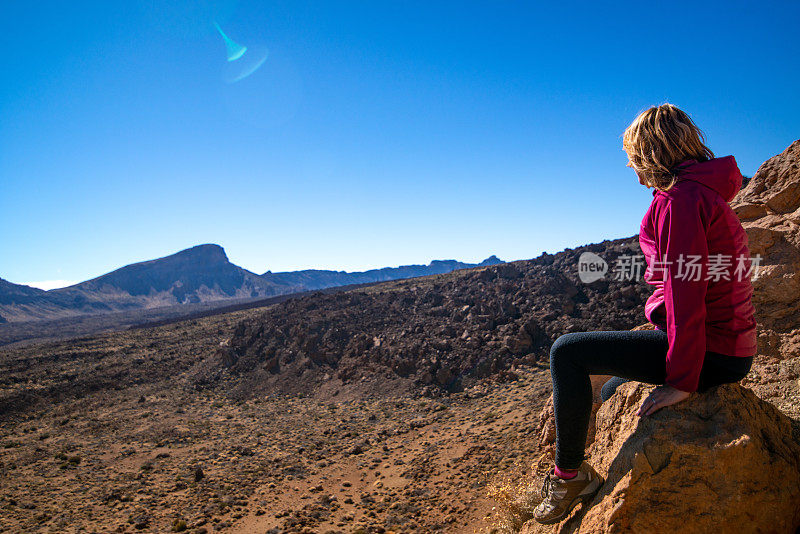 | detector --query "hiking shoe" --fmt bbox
[533,461,604,525]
